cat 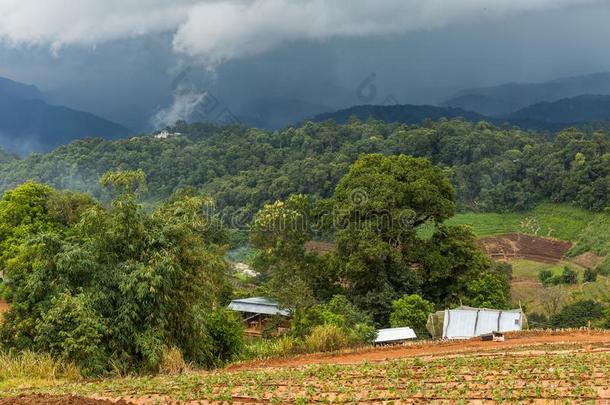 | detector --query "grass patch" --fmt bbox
[444,203,602,241]
[0,351,81,391]
[511,259,585,279]
[421,202,610,258]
